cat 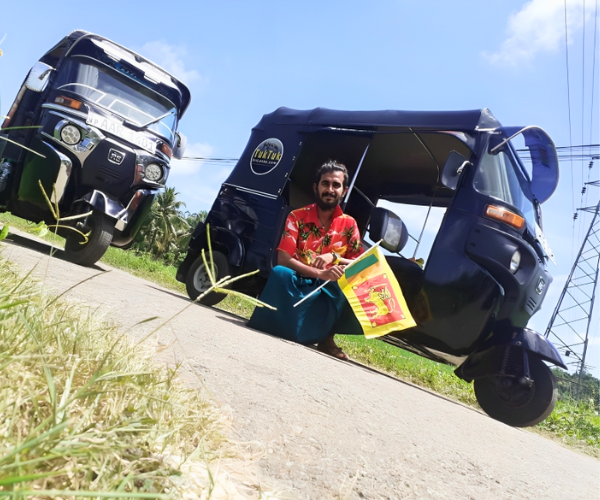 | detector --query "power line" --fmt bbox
[564,0,576,220]
[517,144,599,163]
[591,0,599,146]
